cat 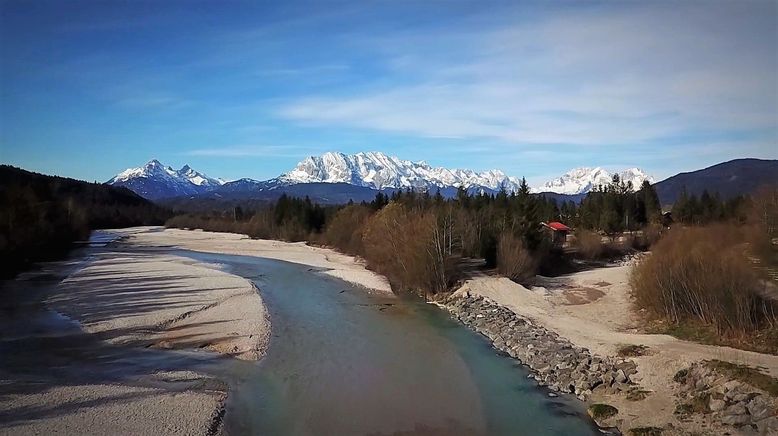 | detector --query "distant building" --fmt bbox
[540,221,572,247]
